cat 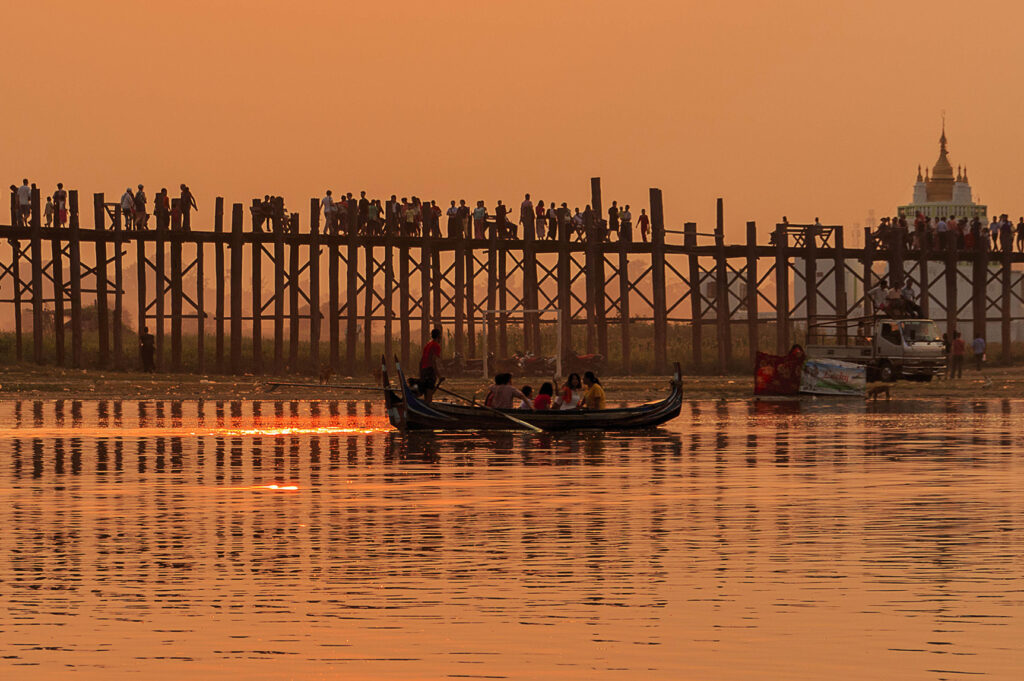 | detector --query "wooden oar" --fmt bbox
[265,381,384,392]
[432,385,543,433]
